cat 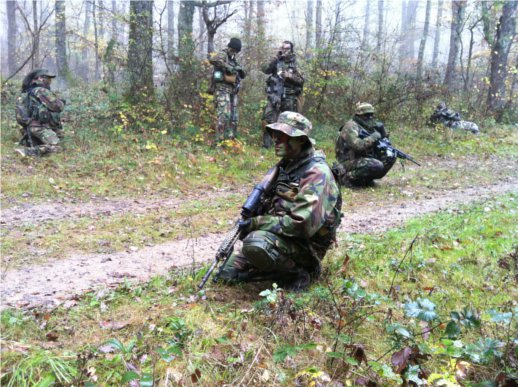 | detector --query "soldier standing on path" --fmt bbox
[219,111,341,292]
[261,41,304,148]
[334,102,396,187]
[209,38,246,144]
[15,69,65,157]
